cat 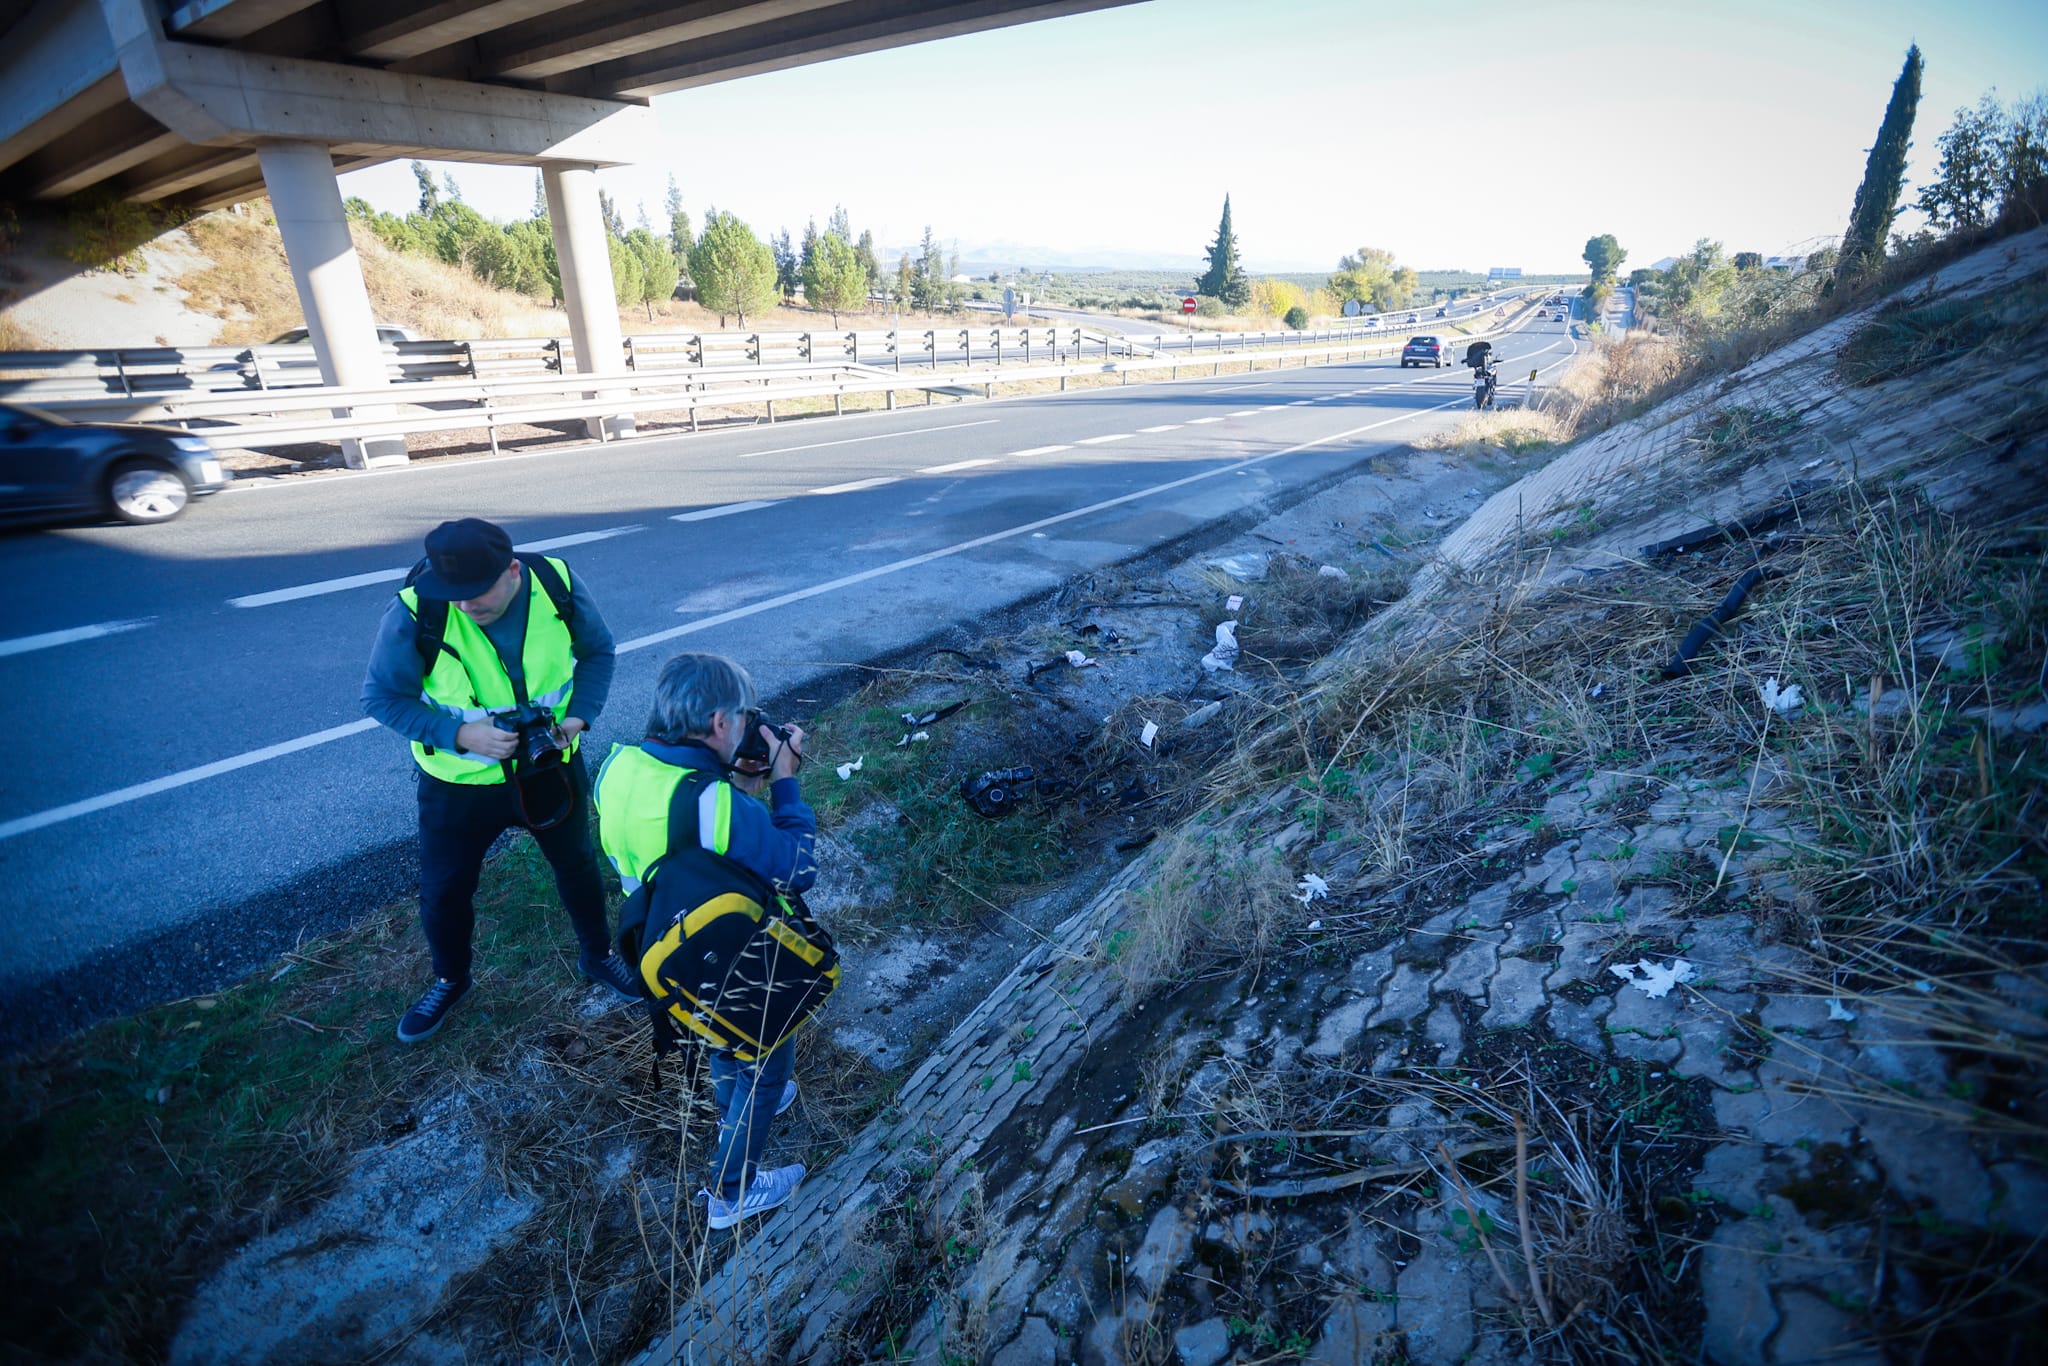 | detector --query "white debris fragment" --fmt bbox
[1200,620,1241,672]
[1306,919,1323,931]
[1065,649,1097,668]
[1139,720,1159,748]
[1912,980,1936,994]
[1589,683,1604,699]
[1608,958,1698,999]
[1297,873,1330,906]
[1225,594,1244,612]
[1318,564,1349,579]
[1760,677,1804,714]
[1826,998,1858,1022]
[893,731,929,748]
[835,756,865,780]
